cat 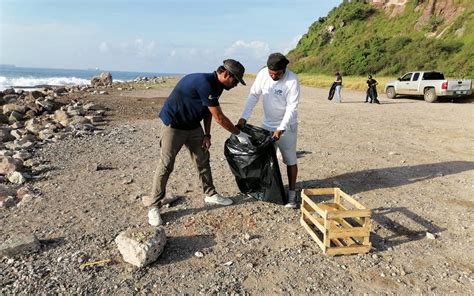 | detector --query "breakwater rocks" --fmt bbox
[0,86,107,208]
